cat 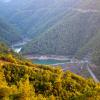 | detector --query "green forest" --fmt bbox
[0,19,22,45]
